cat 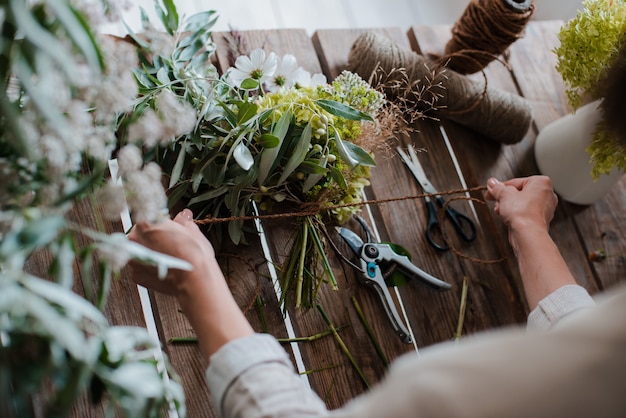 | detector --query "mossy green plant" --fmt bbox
[554,0,626,178]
